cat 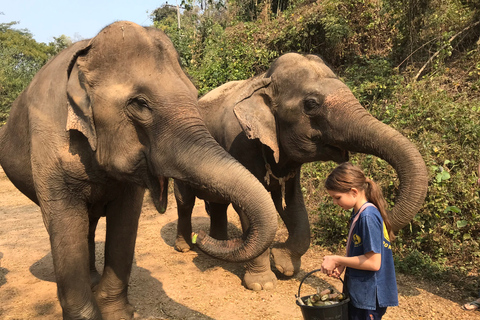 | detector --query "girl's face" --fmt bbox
[327,189,357,211]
